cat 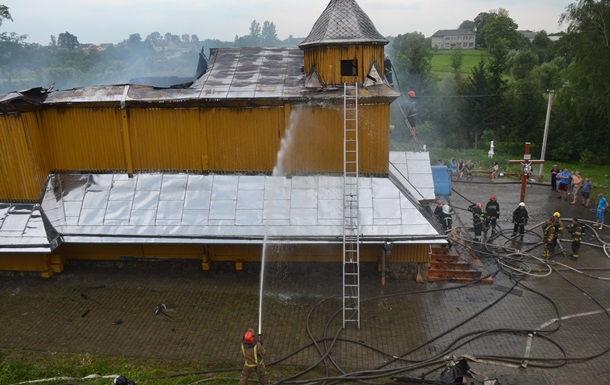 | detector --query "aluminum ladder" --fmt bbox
[342,83,360,329]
